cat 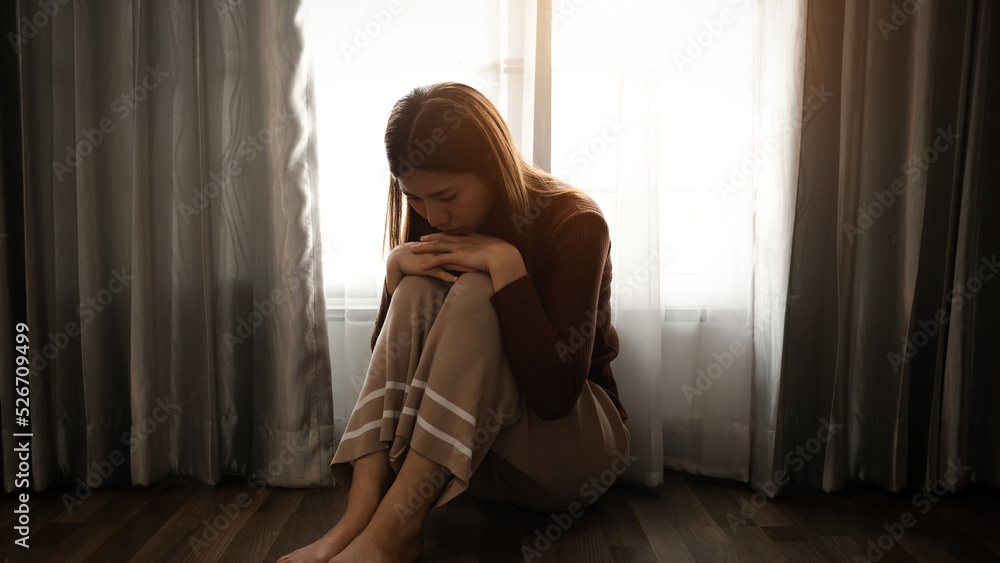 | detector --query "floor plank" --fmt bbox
[1,470,997,562]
